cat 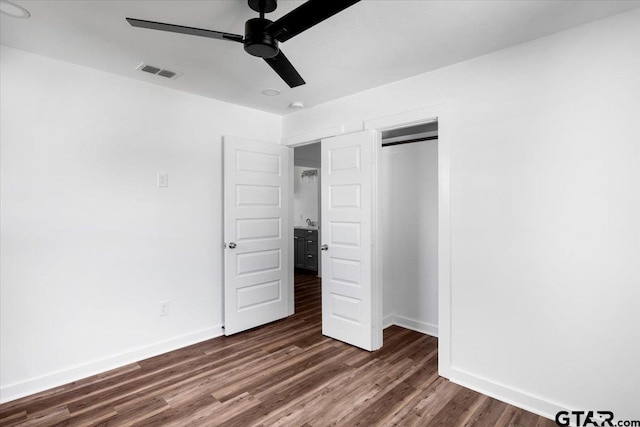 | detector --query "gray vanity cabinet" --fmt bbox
[294,228,318,271]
